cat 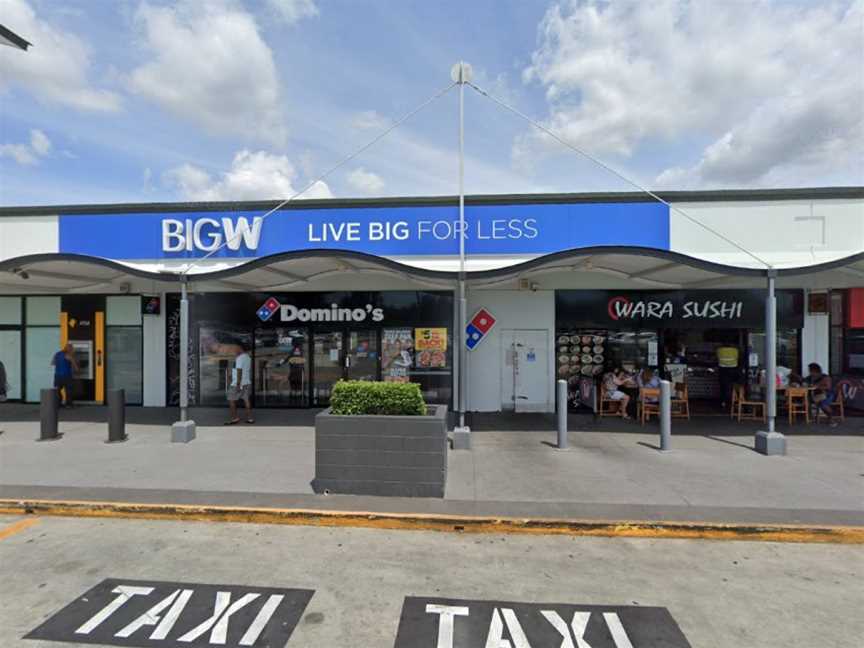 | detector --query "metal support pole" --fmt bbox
[172,277,196,442]
[452,61,473,450]
[37,388,61,441]
[756,270,785,455]
[106,388,127,443]
[660,379,671,451]
[556,379,568,450]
